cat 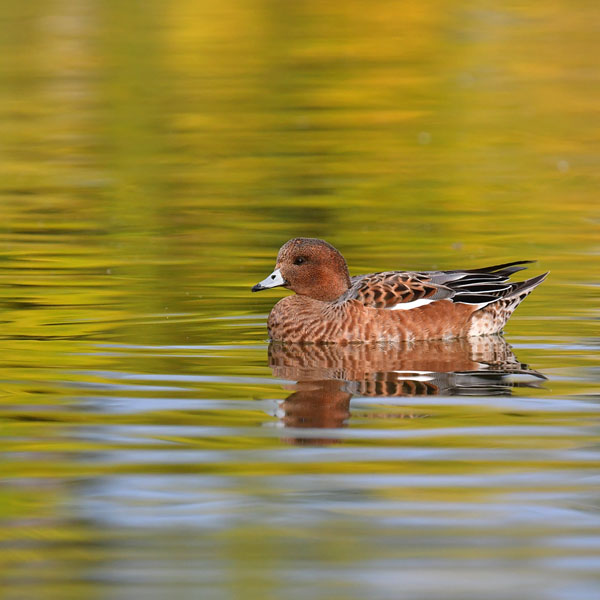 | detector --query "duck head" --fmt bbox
[252,238,351,302]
